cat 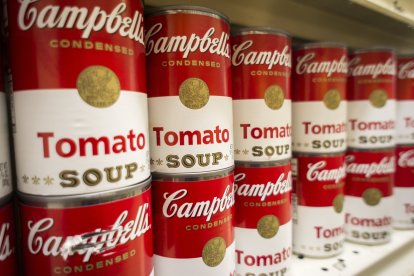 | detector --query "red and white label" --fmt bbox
[234,164,292,275]
[232,32,292,162]
[292,154,346,257]
[0,202,17,275]
[396,57,414,144]
[292,46,347,154]
[9,0,150,195]
[145,11,233,174]
[0,91,12,198]
[19,188,153,275]
[347,50,396,149]
[152,174,235,275]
